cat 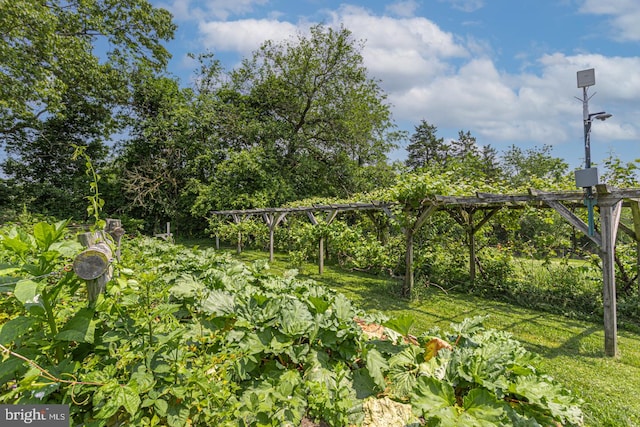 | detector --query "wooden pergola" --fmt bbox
[211,186,640,357]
